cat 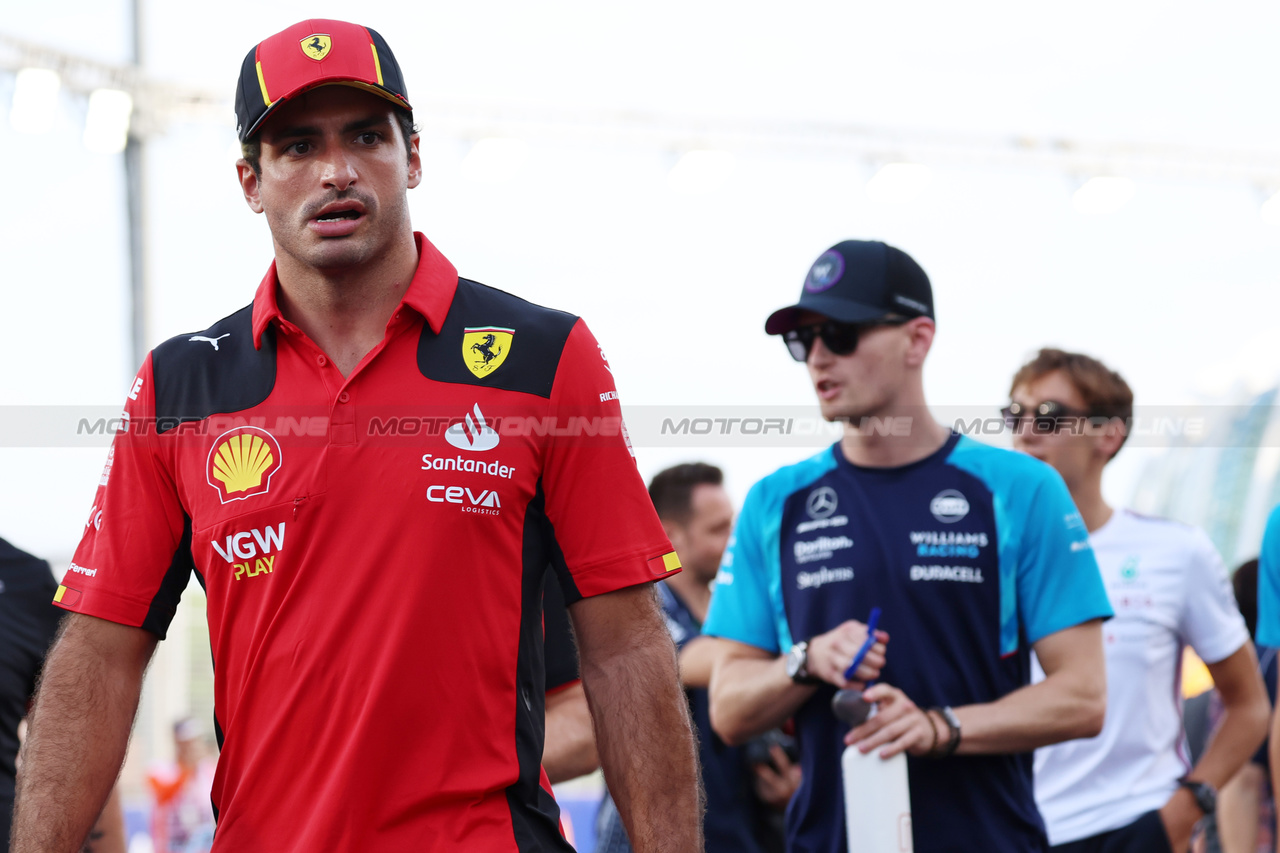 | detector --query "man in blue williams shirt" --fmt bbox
[702,240,1113,853]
